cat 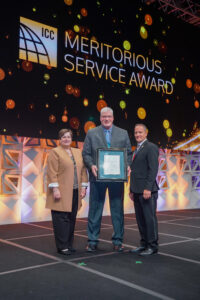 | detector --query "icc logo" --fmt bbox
[19,17,58,68]
[41,28,55,40]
